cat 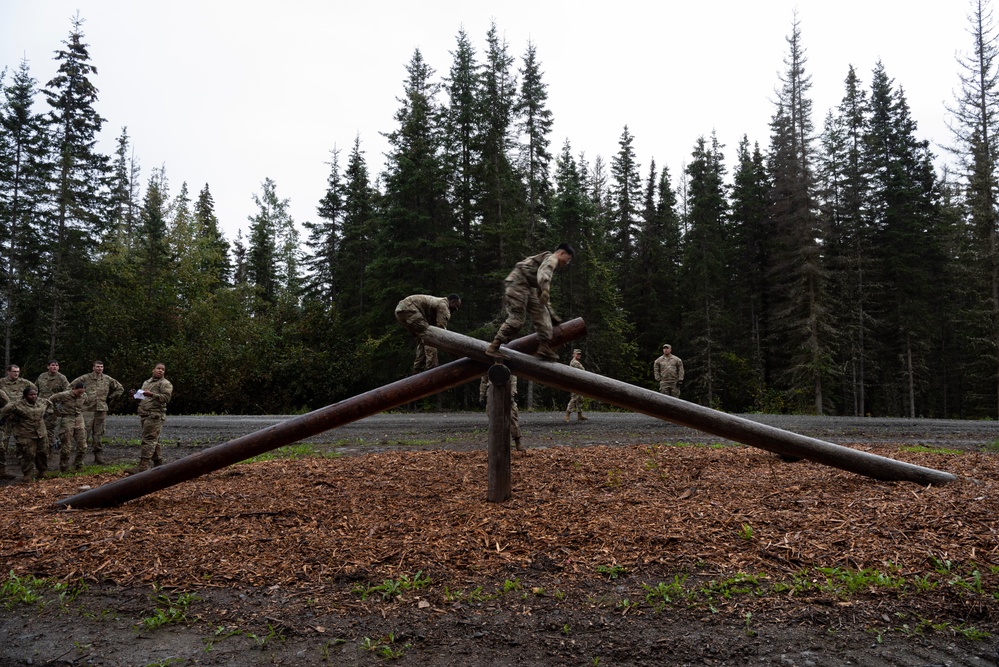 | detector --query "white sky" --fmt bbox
[1,1,973,241]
